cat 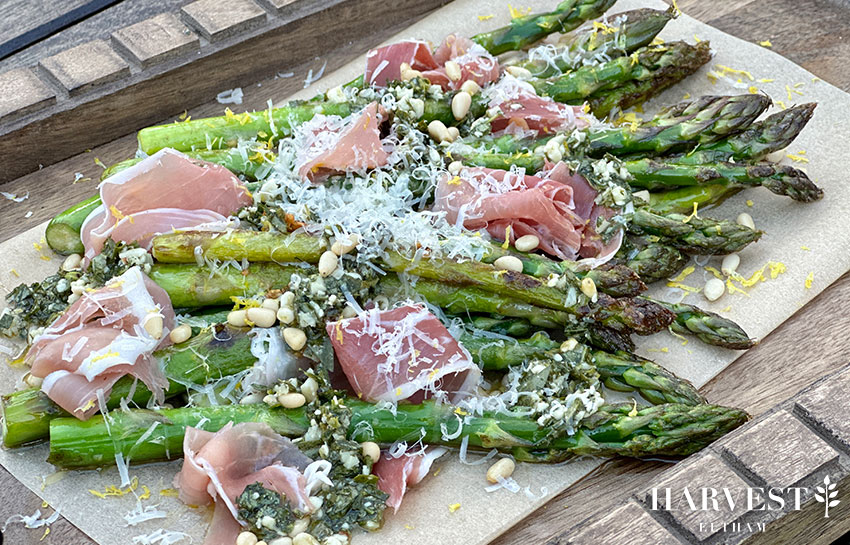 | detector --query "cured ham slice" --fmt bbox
[297,102,389,182]
[420,35,500,91]
[374,447,448,513]
[433,164,622,264]
[81,148,252,264]
[326,304,480,404]
[364,40,438,87]
[26,267,174,419]
[175,422,314,545]
[486,76,589,137]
